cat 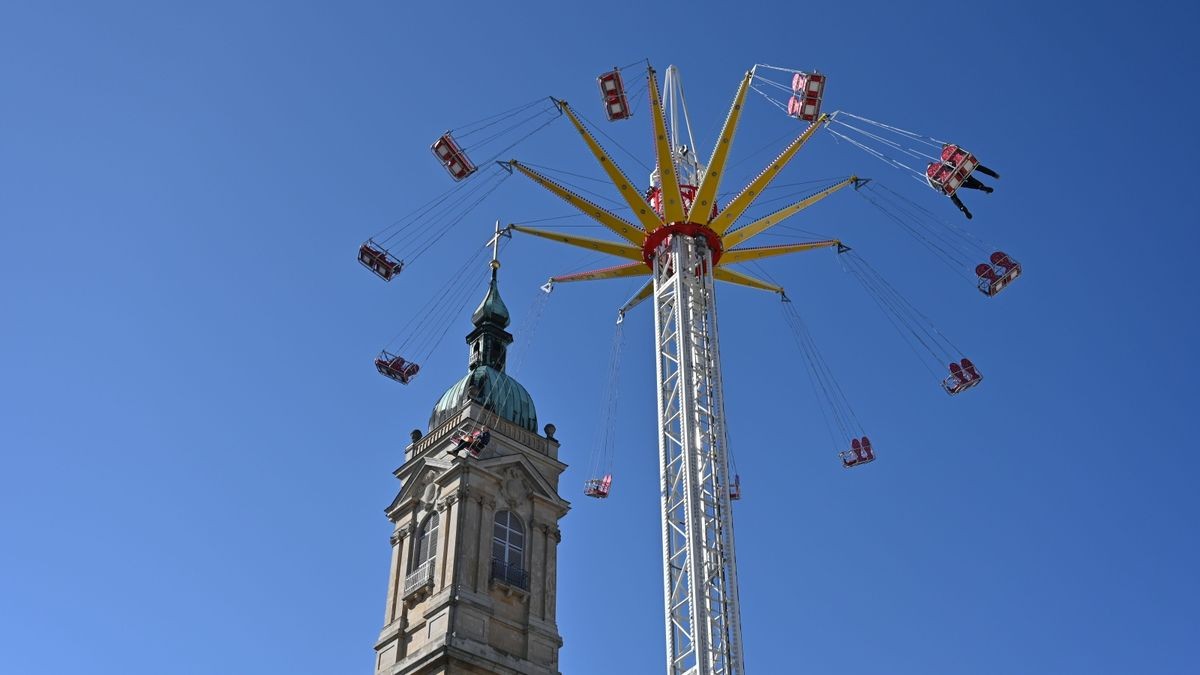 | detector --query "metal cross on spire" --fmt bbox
[486,219,507,274]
